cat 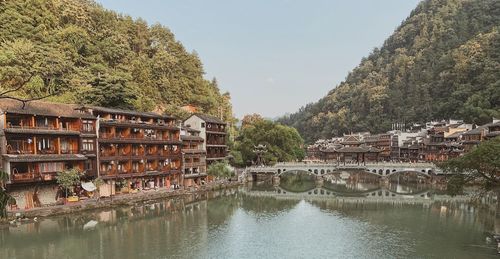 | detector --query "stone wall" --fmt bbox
[8,184,58,210]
